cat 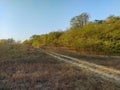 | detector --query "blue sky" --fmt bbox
[0,0,120,41]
